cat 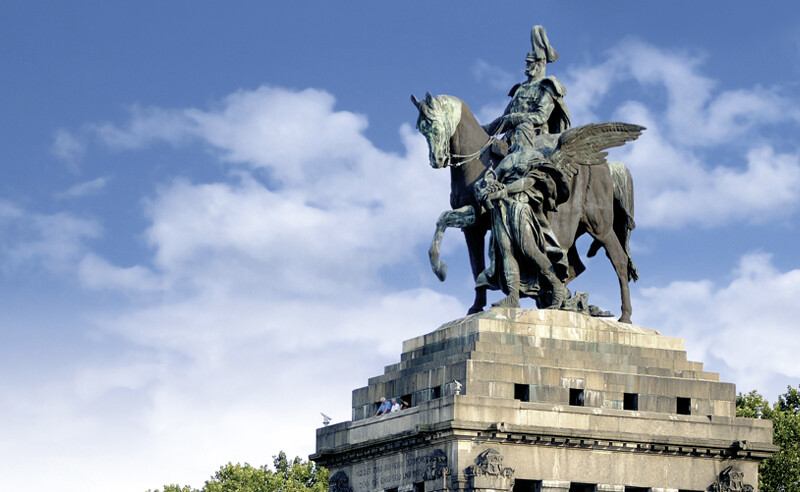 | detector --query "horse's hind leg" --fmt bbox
[598,231,633,323]
[463,227,487,314]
